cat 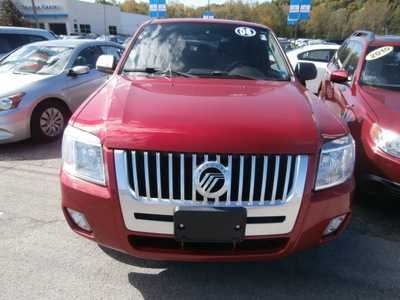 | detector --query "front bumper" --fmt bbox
[357,174,400,201]
[0,108,31,144]
[356,135,400,200]
[60,149,354,262]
